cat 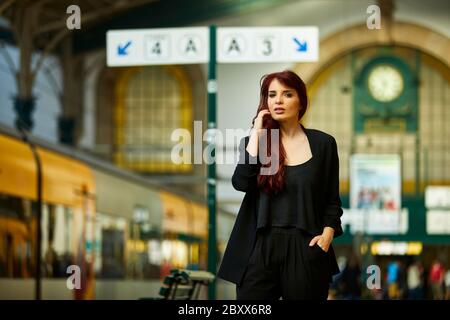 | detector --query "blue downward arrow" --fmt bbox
[293,37,307,52]
[118,41,132,55]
